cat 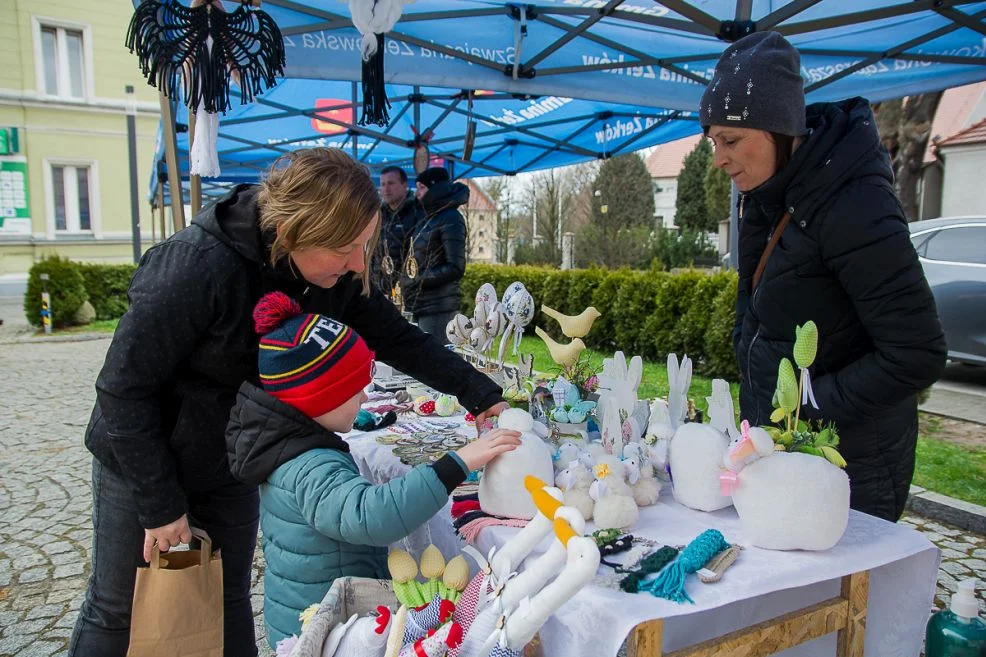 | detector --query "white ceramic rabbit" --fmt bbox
[666,353,692,430]
[596,351,644,445]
